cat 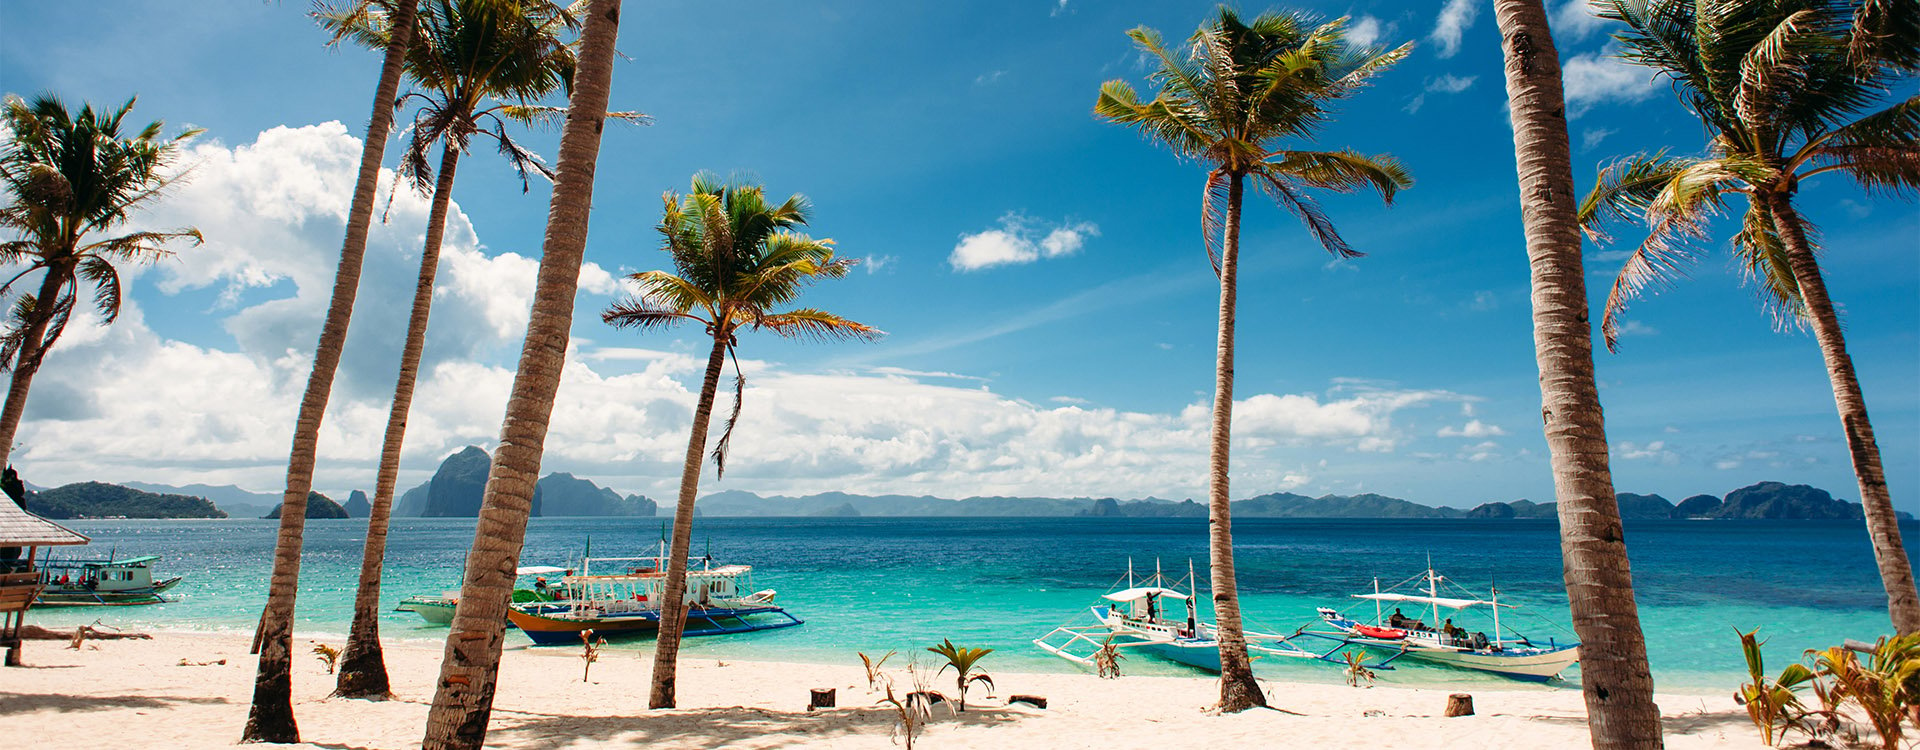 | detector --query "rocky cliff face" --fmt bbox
[536,473,655,516]
[343,490,371,518]
[421,446,543,517]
